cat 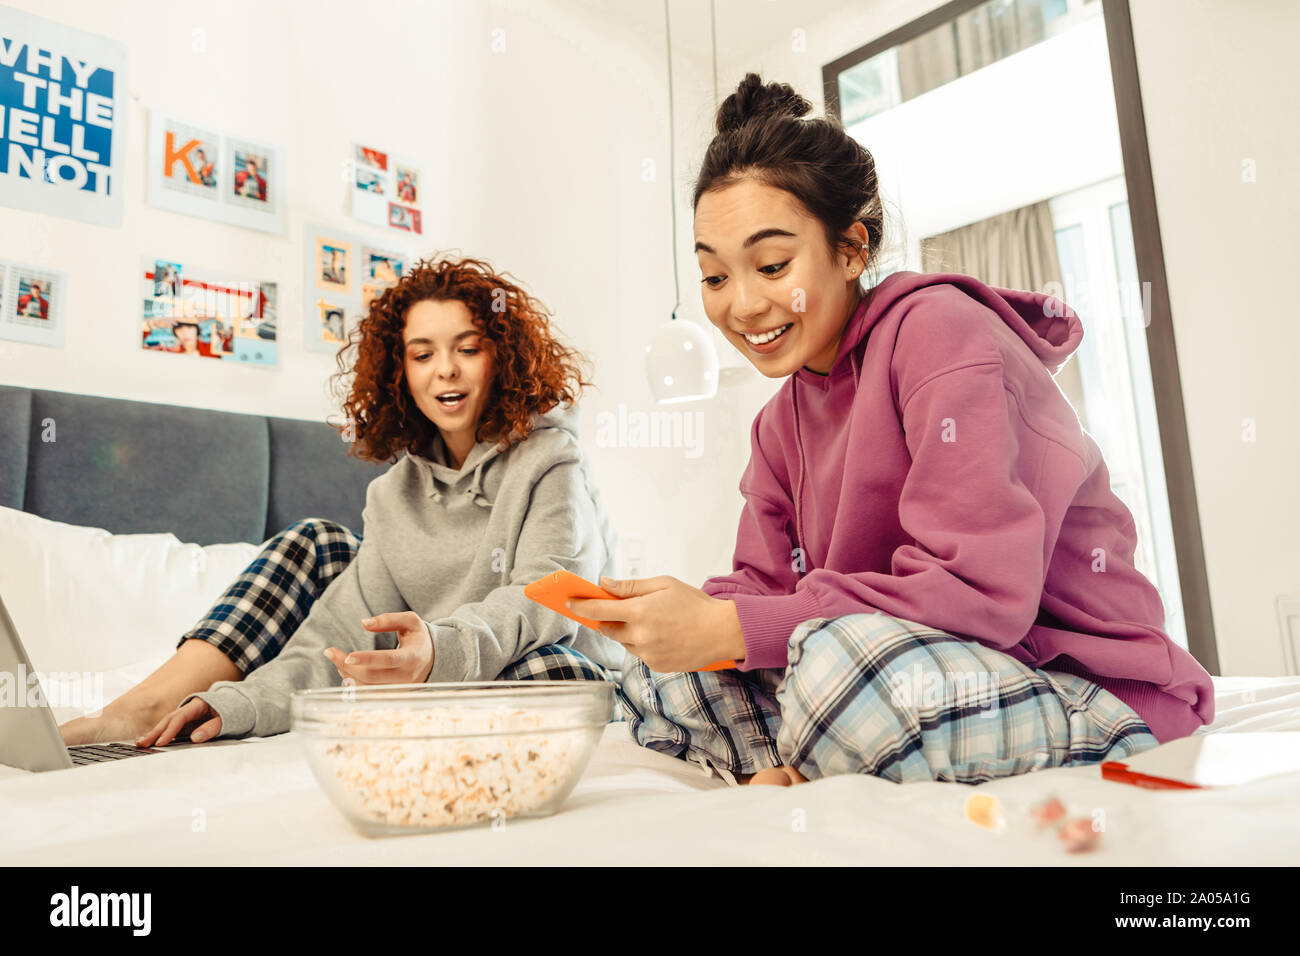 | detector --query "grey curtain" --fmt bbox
[897,0,1048,101]
[919,200,1060,289]
[919,199,1089,429]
